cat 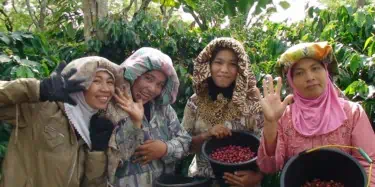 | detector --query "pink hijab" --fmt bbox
[287,65,348,136]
